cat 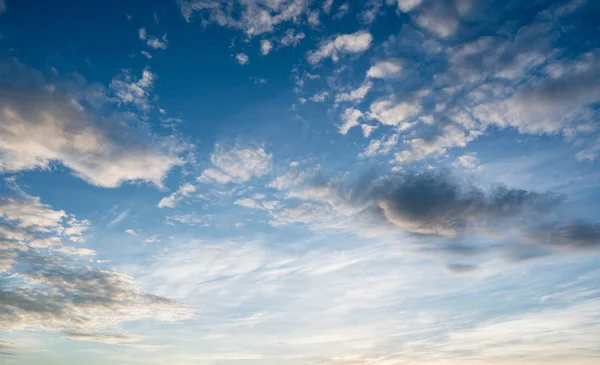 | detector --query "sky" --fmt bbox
[1,0,600,364]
